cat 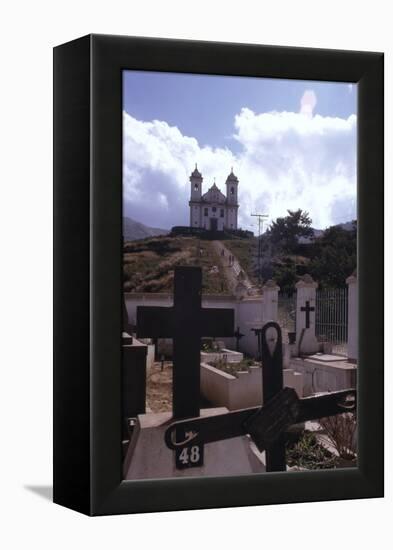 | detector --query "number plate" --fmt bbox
[175,443,204,469]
